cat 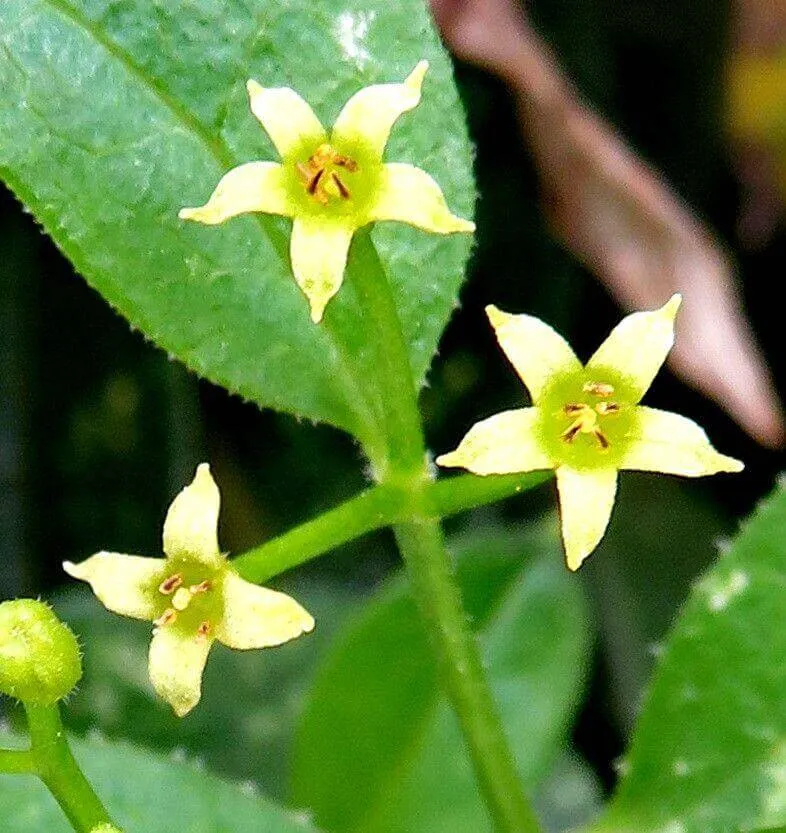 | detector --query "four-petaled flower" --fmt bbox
[63,464,314,716]
[179,61,475,323]
[436,296,744,570]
